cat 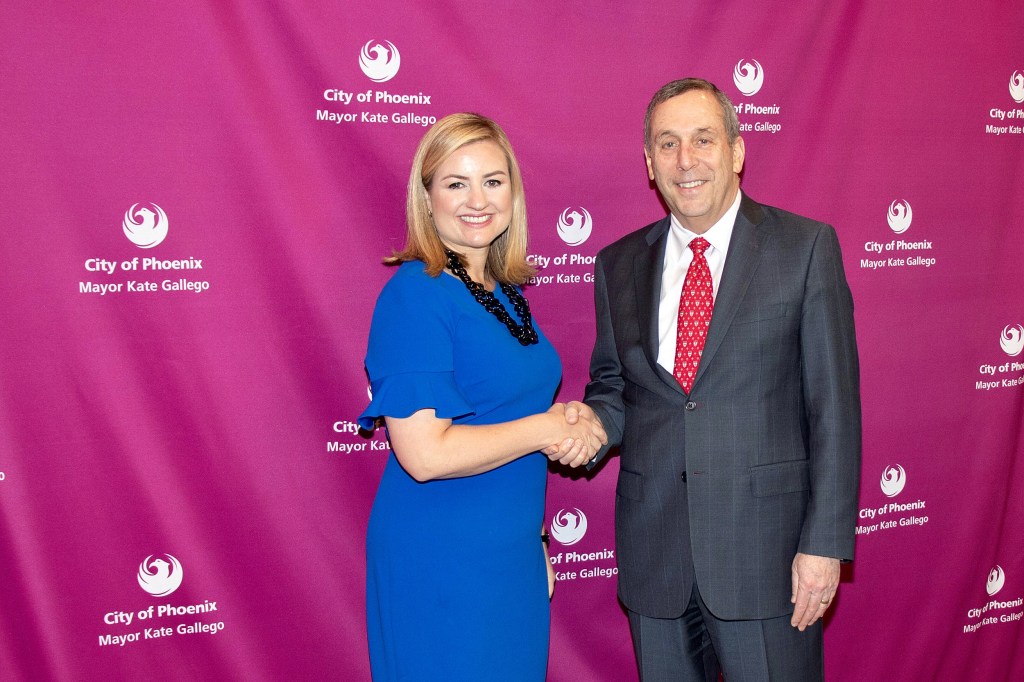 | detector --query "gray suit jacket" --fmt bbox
[585,193,861,620]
